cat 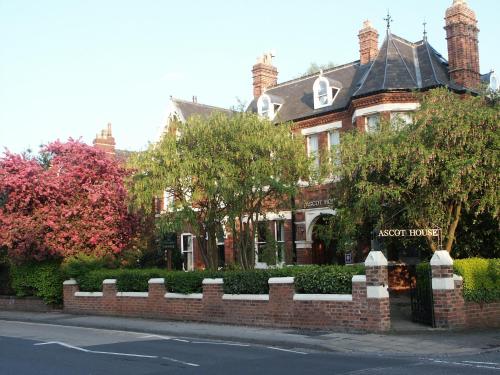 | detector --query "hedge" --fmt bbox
[453,258,499,303]
[76,265,365,295]
[294,265,365,294]
[9,260,65,304]
[77,269,222,293]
